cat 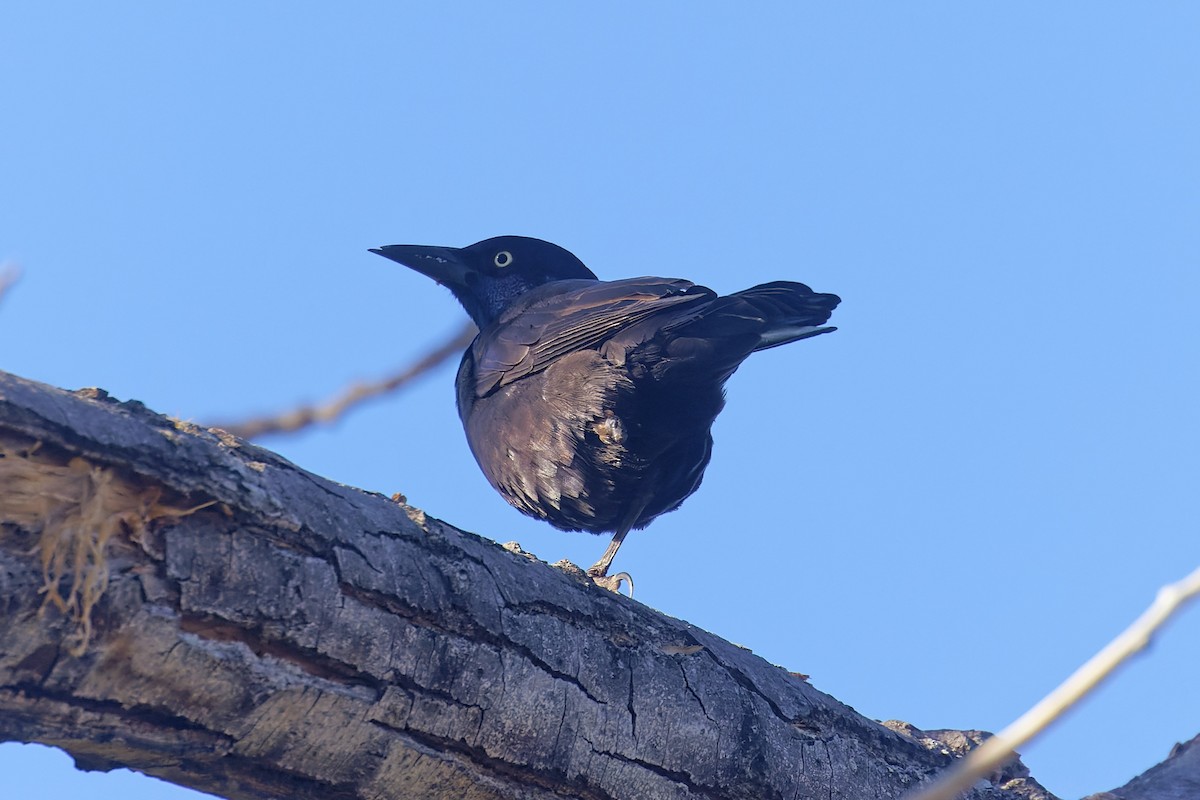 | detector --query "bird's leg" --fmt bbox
[587,526,628,577]
[587,522,635,595]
